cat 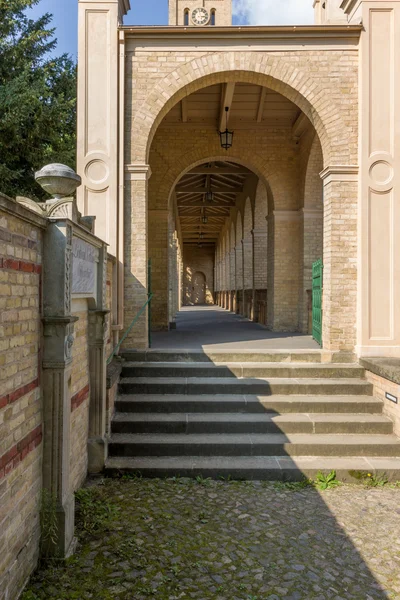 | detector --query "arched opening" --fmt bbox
[146,79,323,338]
[123,65,343,350]
[184,9,189,26]
[192,271,206,304]
[210,9,216,25]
